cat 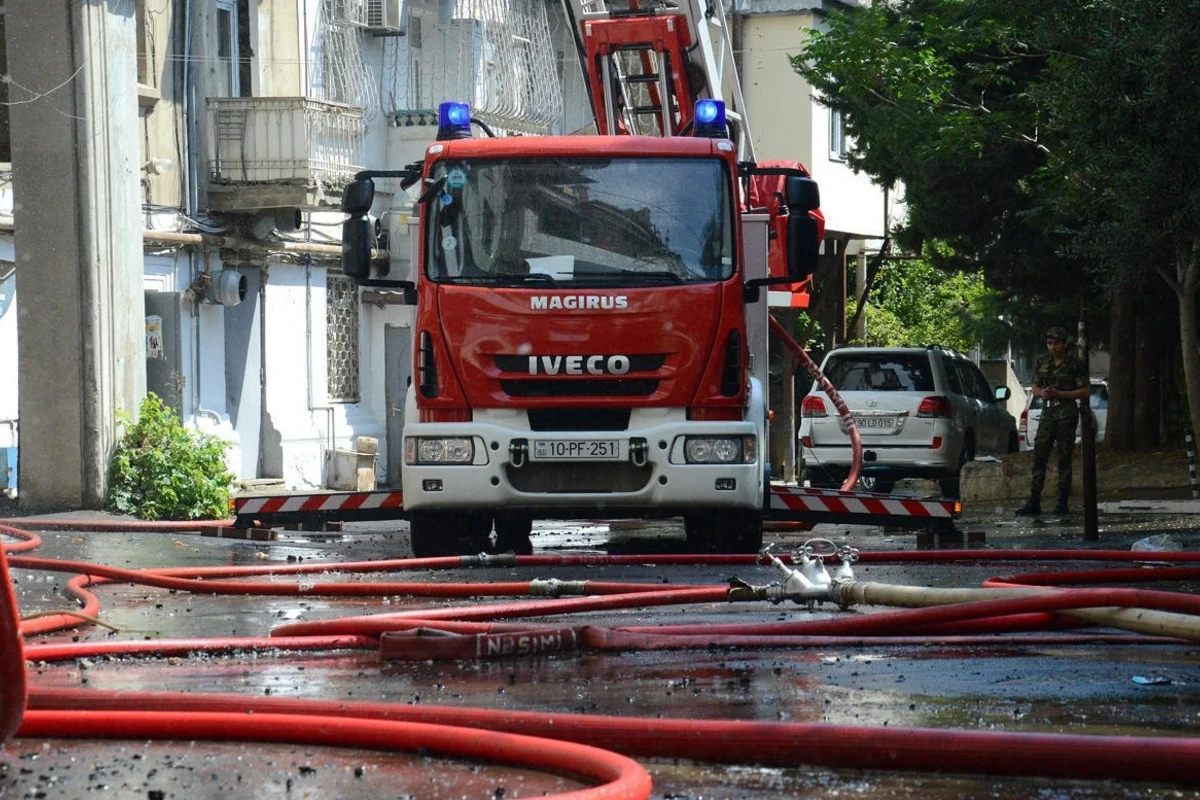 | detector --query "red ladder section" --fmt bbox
[580,9,697,137]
